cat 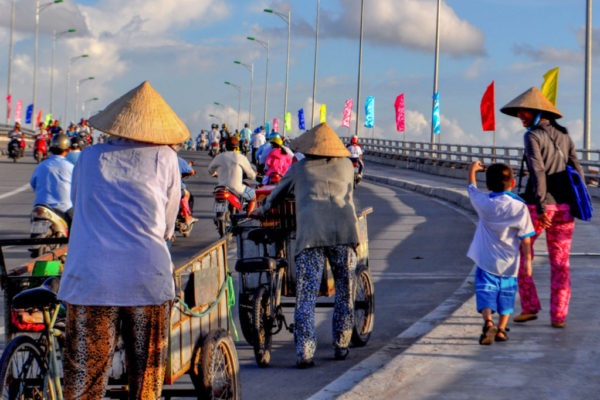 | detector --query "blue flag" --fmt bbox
[265,122,270,135]
[364,96,375,128]
[432,92,440,134]
[25,104,33,124]
[298,108,305,130]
